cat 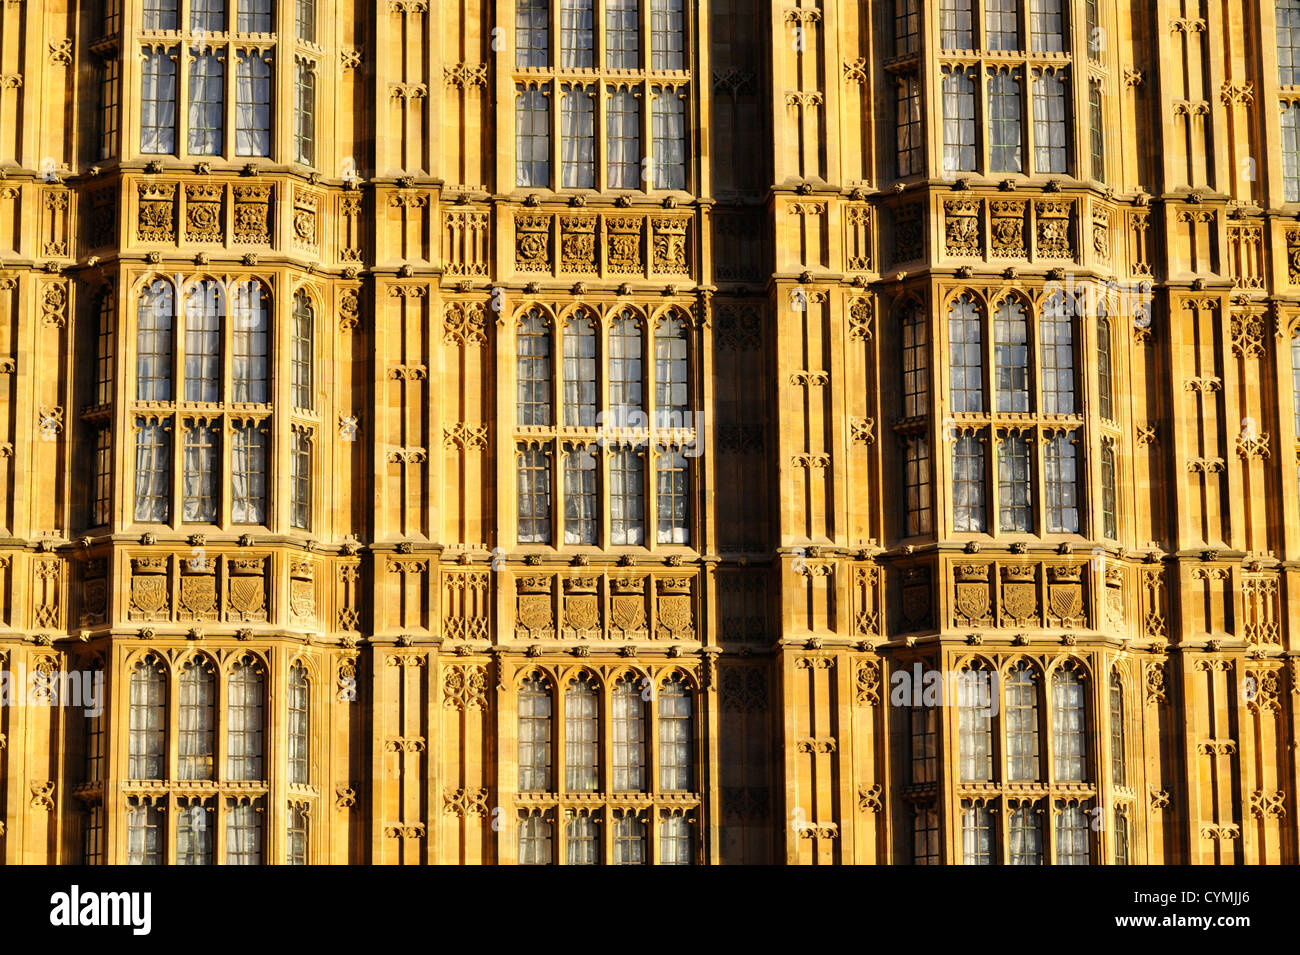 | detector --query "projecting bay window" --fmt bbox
[235,51,272,157]
[294,60,316,167]
[516,669,697,863]
[1032,70,1069,174]
[1029,0,1064,52]
[561,85,597,188]
[141,48,178,154]
[961,801,994,865]
[607,87,642,188]
[231,420,268,524]
[988,69,1023,173]
[237,0,272,33]
[182,420,220,522]
[606,0,639,68]
[1044,430,1080,533]
[516,86,552,188]
[134,418,173,523]
[942,68,977,174]
[985,0,1019,51]
[188,51,224,155]
[290,428,312,530]
[651,86,687,190]
[1279,0,1300,85]
[941,0,973,49]
[561,0,594,68]
[894,73,923,178]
